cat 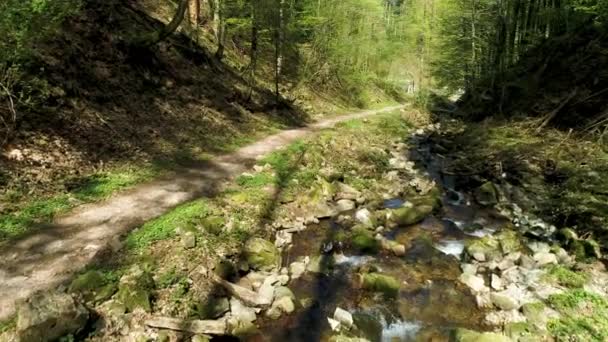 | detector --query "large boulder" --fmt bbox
[474,182,498,206]
[351,228,380,254]
[16,292,89,342]
[243,238,281,271]
[360,272,400,298]
[389,205,433,226]
[116,266,155,312]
